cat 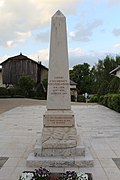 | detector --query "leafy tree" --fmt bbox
[91,55,120,94]
[97,80,109,96]
[70,63,92,94]
[109,77,120,93]
[70,55,120,96]
[17,76,35,97]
